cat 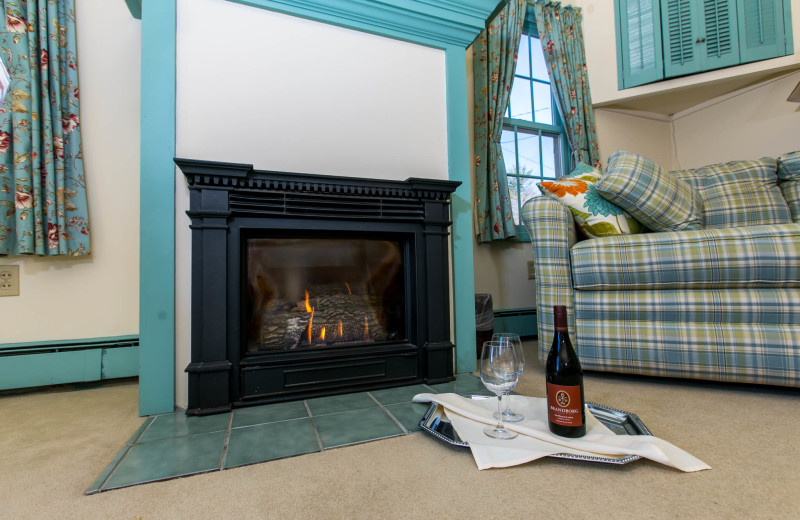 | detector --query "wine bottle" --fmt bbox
[545,305,586,437]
